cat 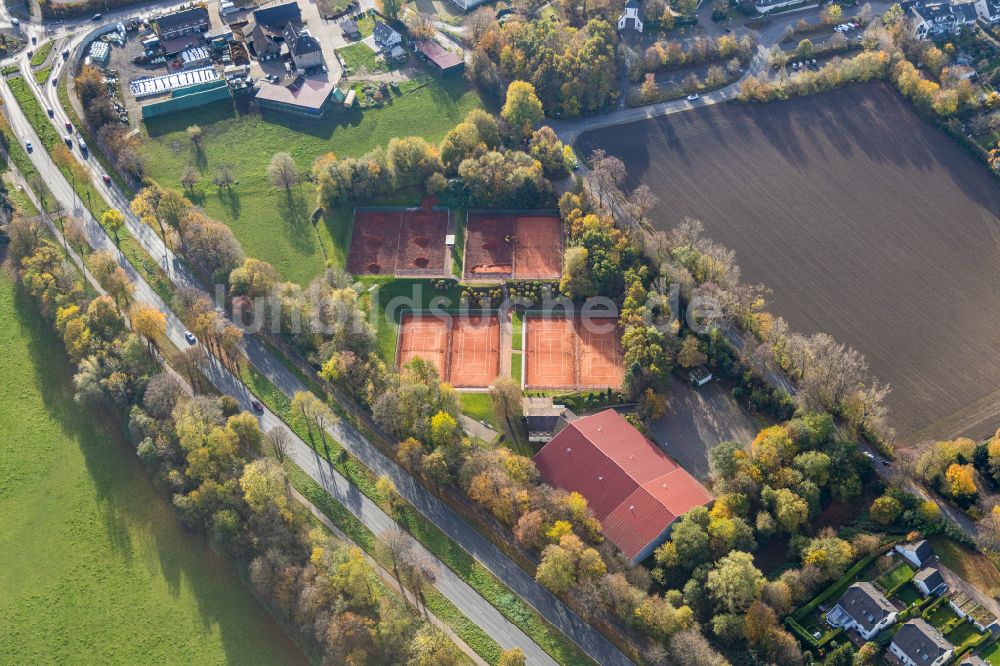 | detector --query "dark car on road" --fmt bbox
[250,399,265,412]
